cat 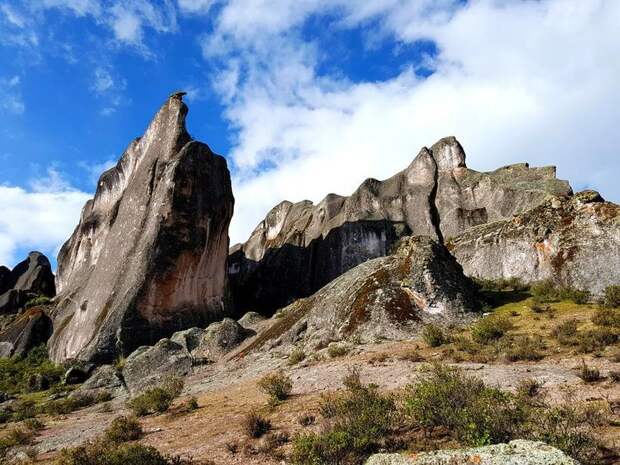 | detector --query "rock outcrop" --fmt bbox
[237,236,479,355]
[0,307,53,358]
[365,440,578,465]
[230,137,571,314]
[0,252,55,315]
[450,190,620,295]
[48,94,234,363]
